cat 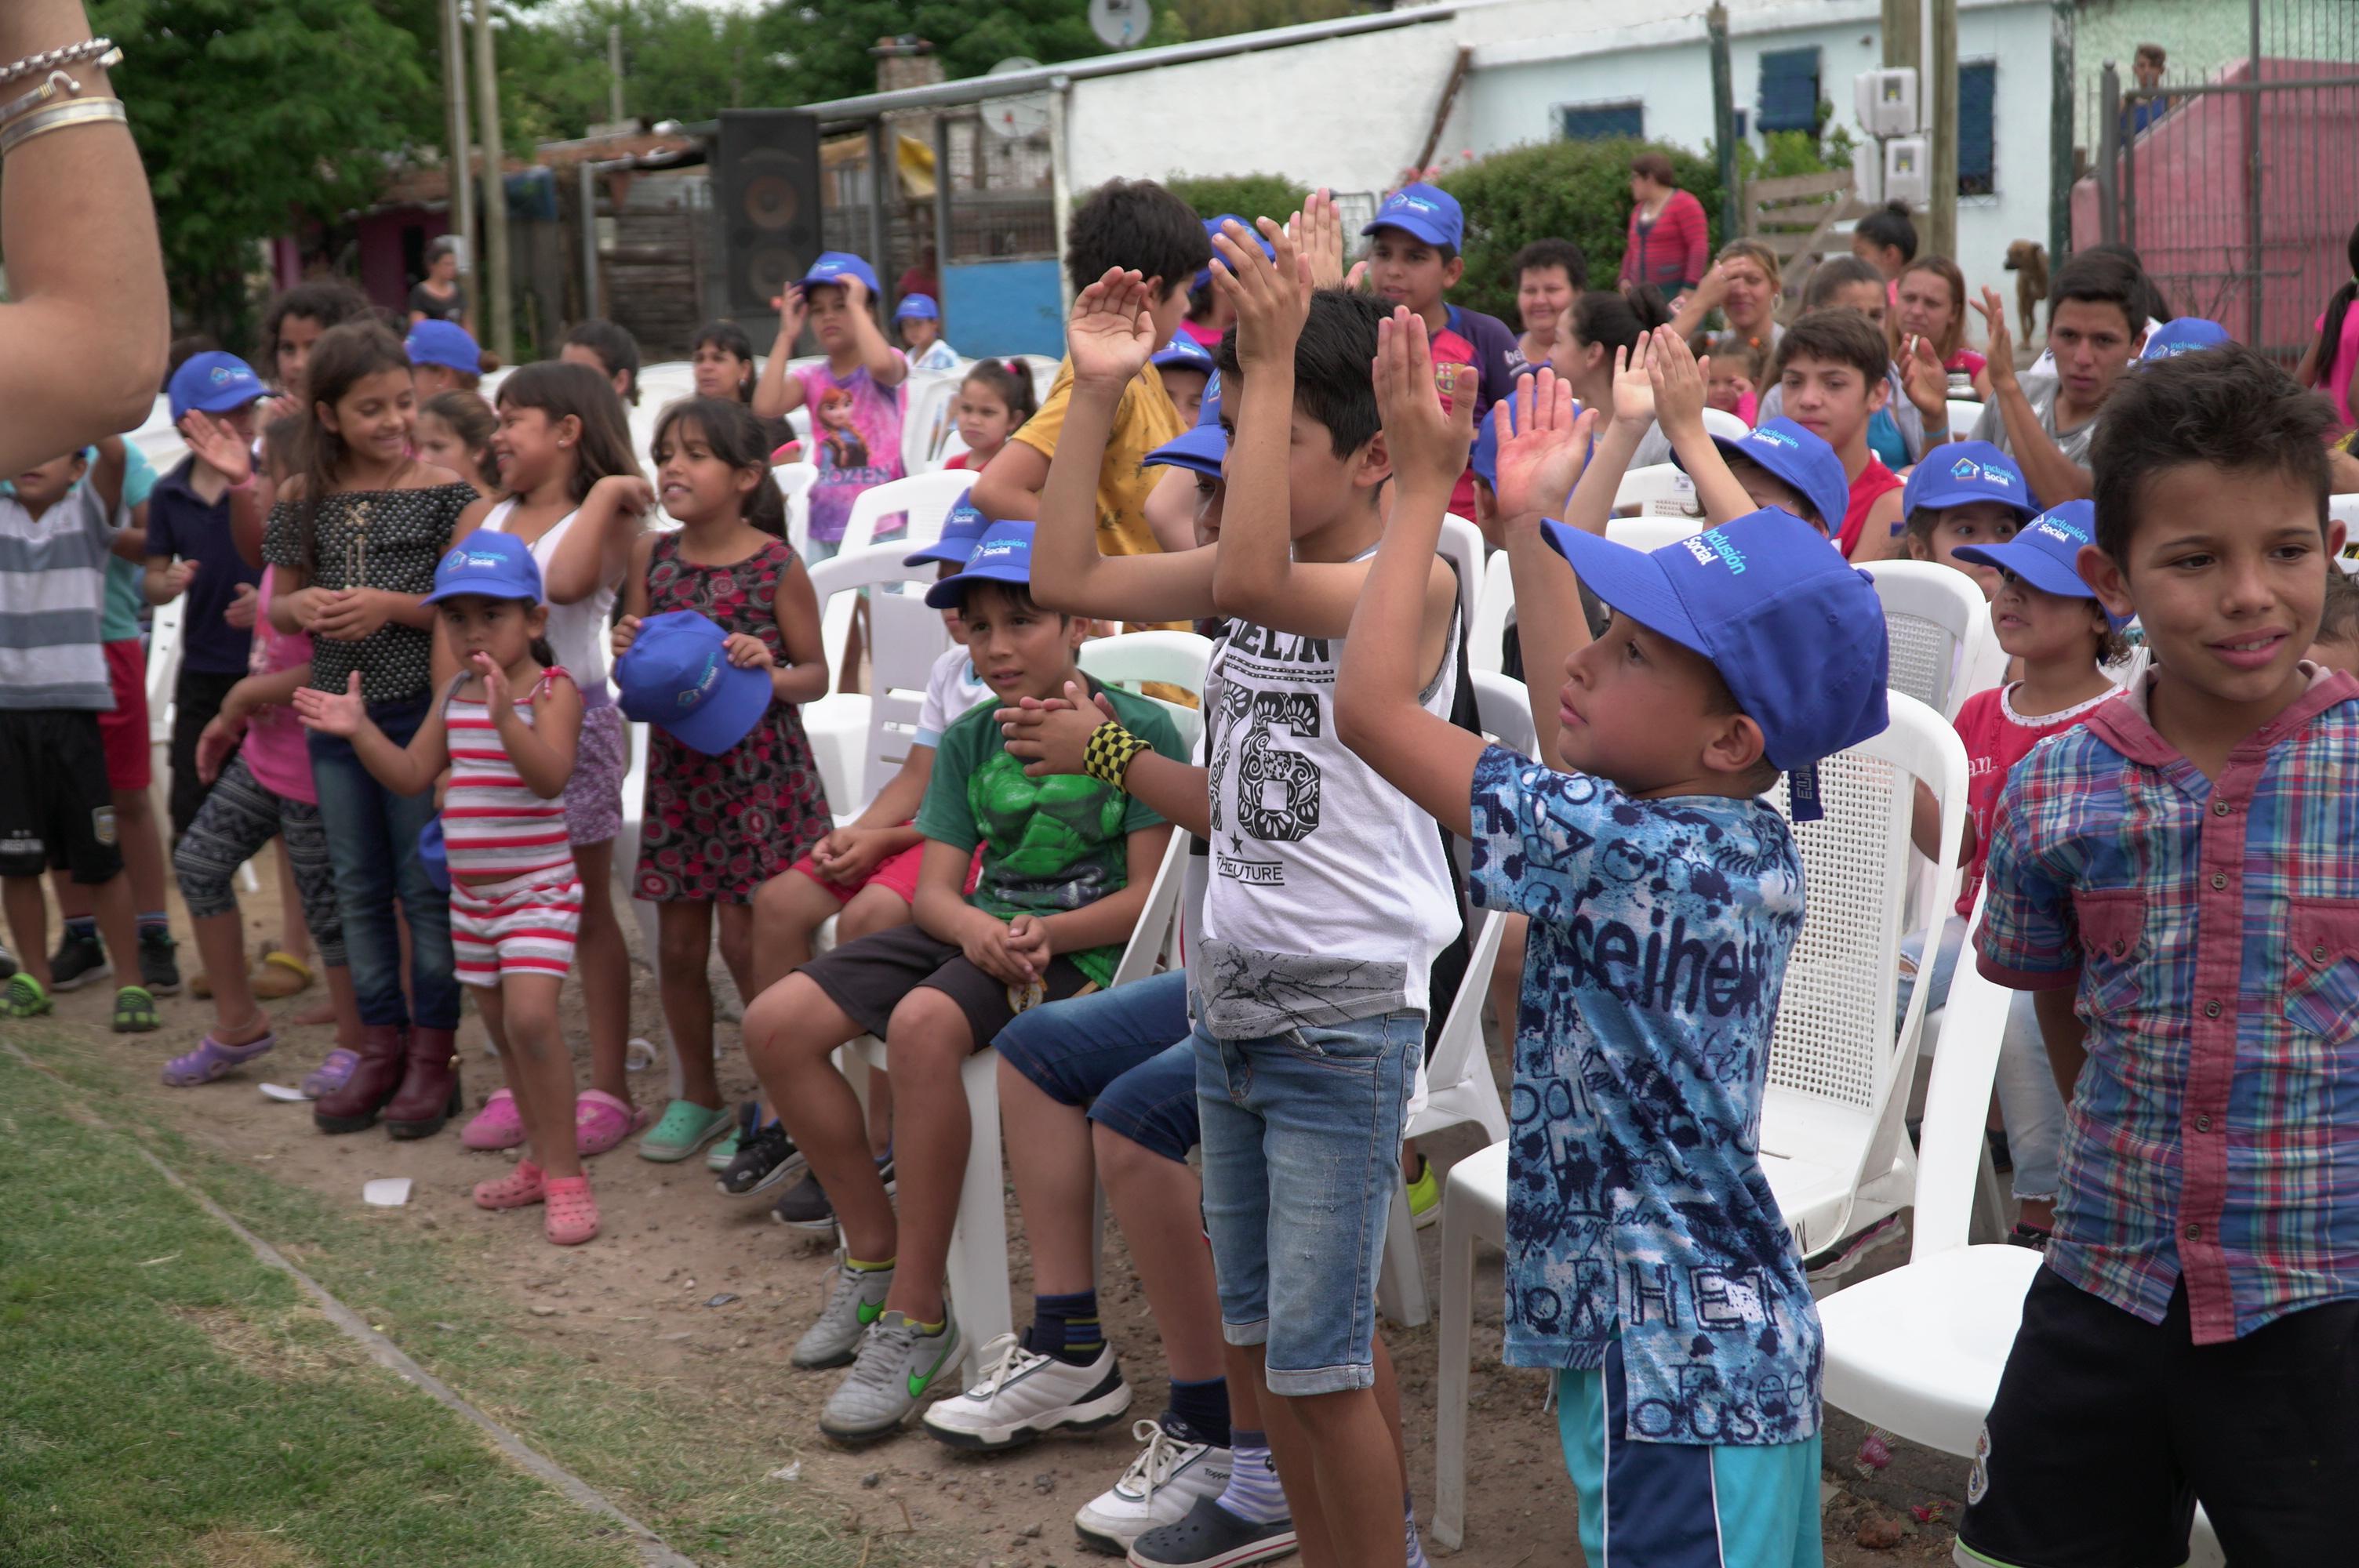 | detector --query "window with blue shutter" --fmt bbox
[1561,100,1645,142]
[1757,48,1821,133]
[1959,61,1996,195]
